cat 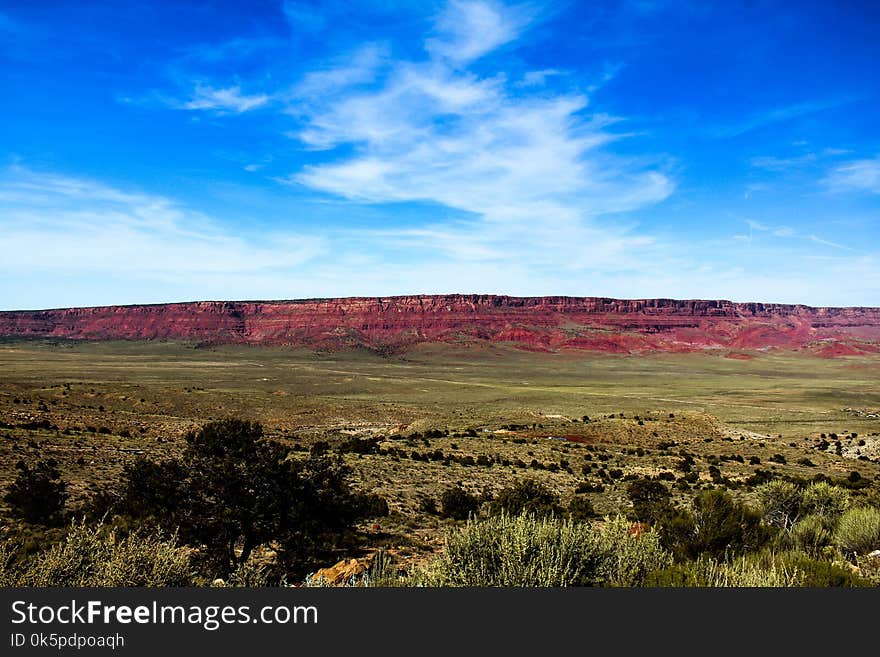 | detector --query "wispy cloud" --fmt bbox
[750,153,817,172]
[290,43,389,99]
[746,219,768,231]
[808,234,848,250]
[822,156,880,194]
[713,99,851,139]
[181,84,270,114]
[4,165,874,309]
[0,167,324,284]
[179,36,286,63]
[739,218,851,251]
[425,0,536,65]
[282,0,327,32]
[282,0,673,263]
